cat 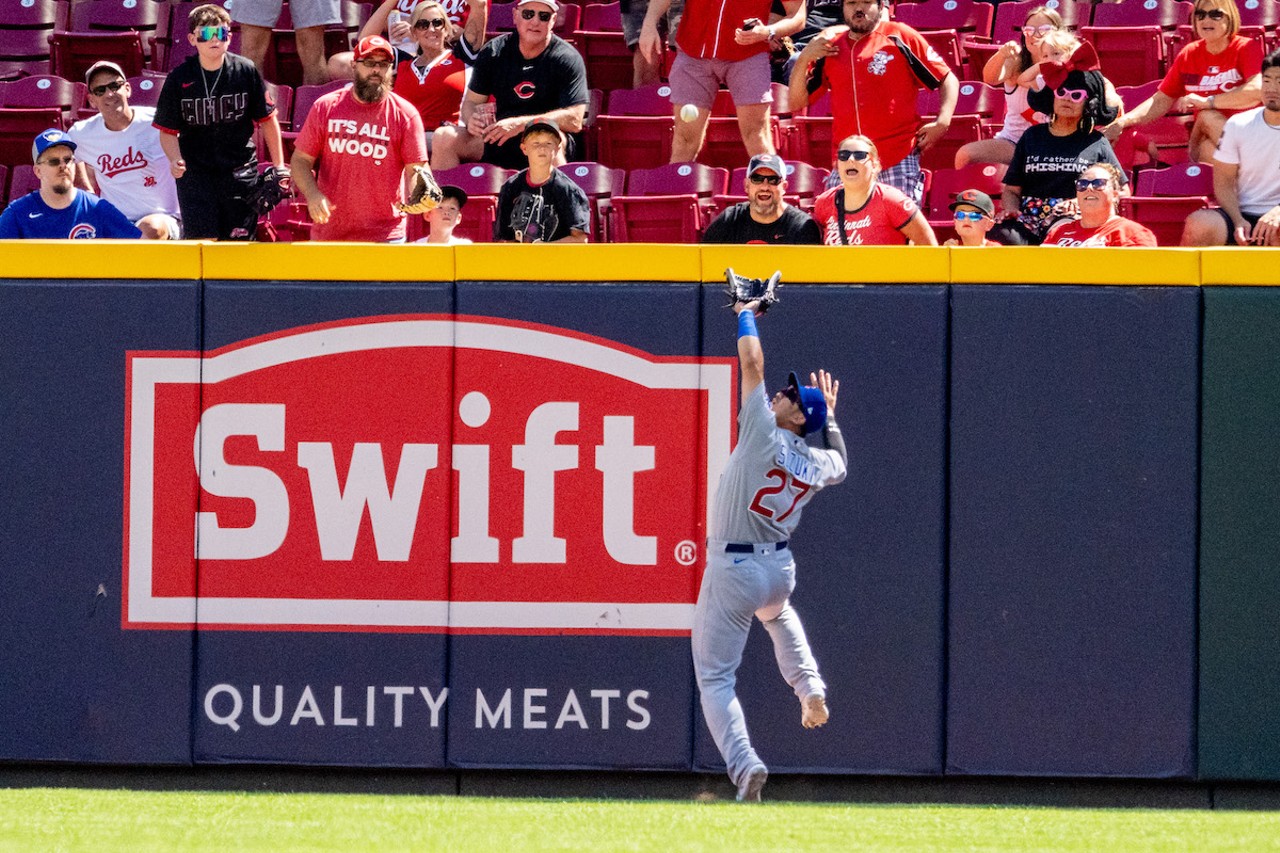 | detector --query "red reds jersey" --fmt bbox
[811,182,919,245]
[392,53,468,130]
[675,0,773,62]
[805,21,951,168]
[1159,35,1262,116]
[1042,215,1158,247]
